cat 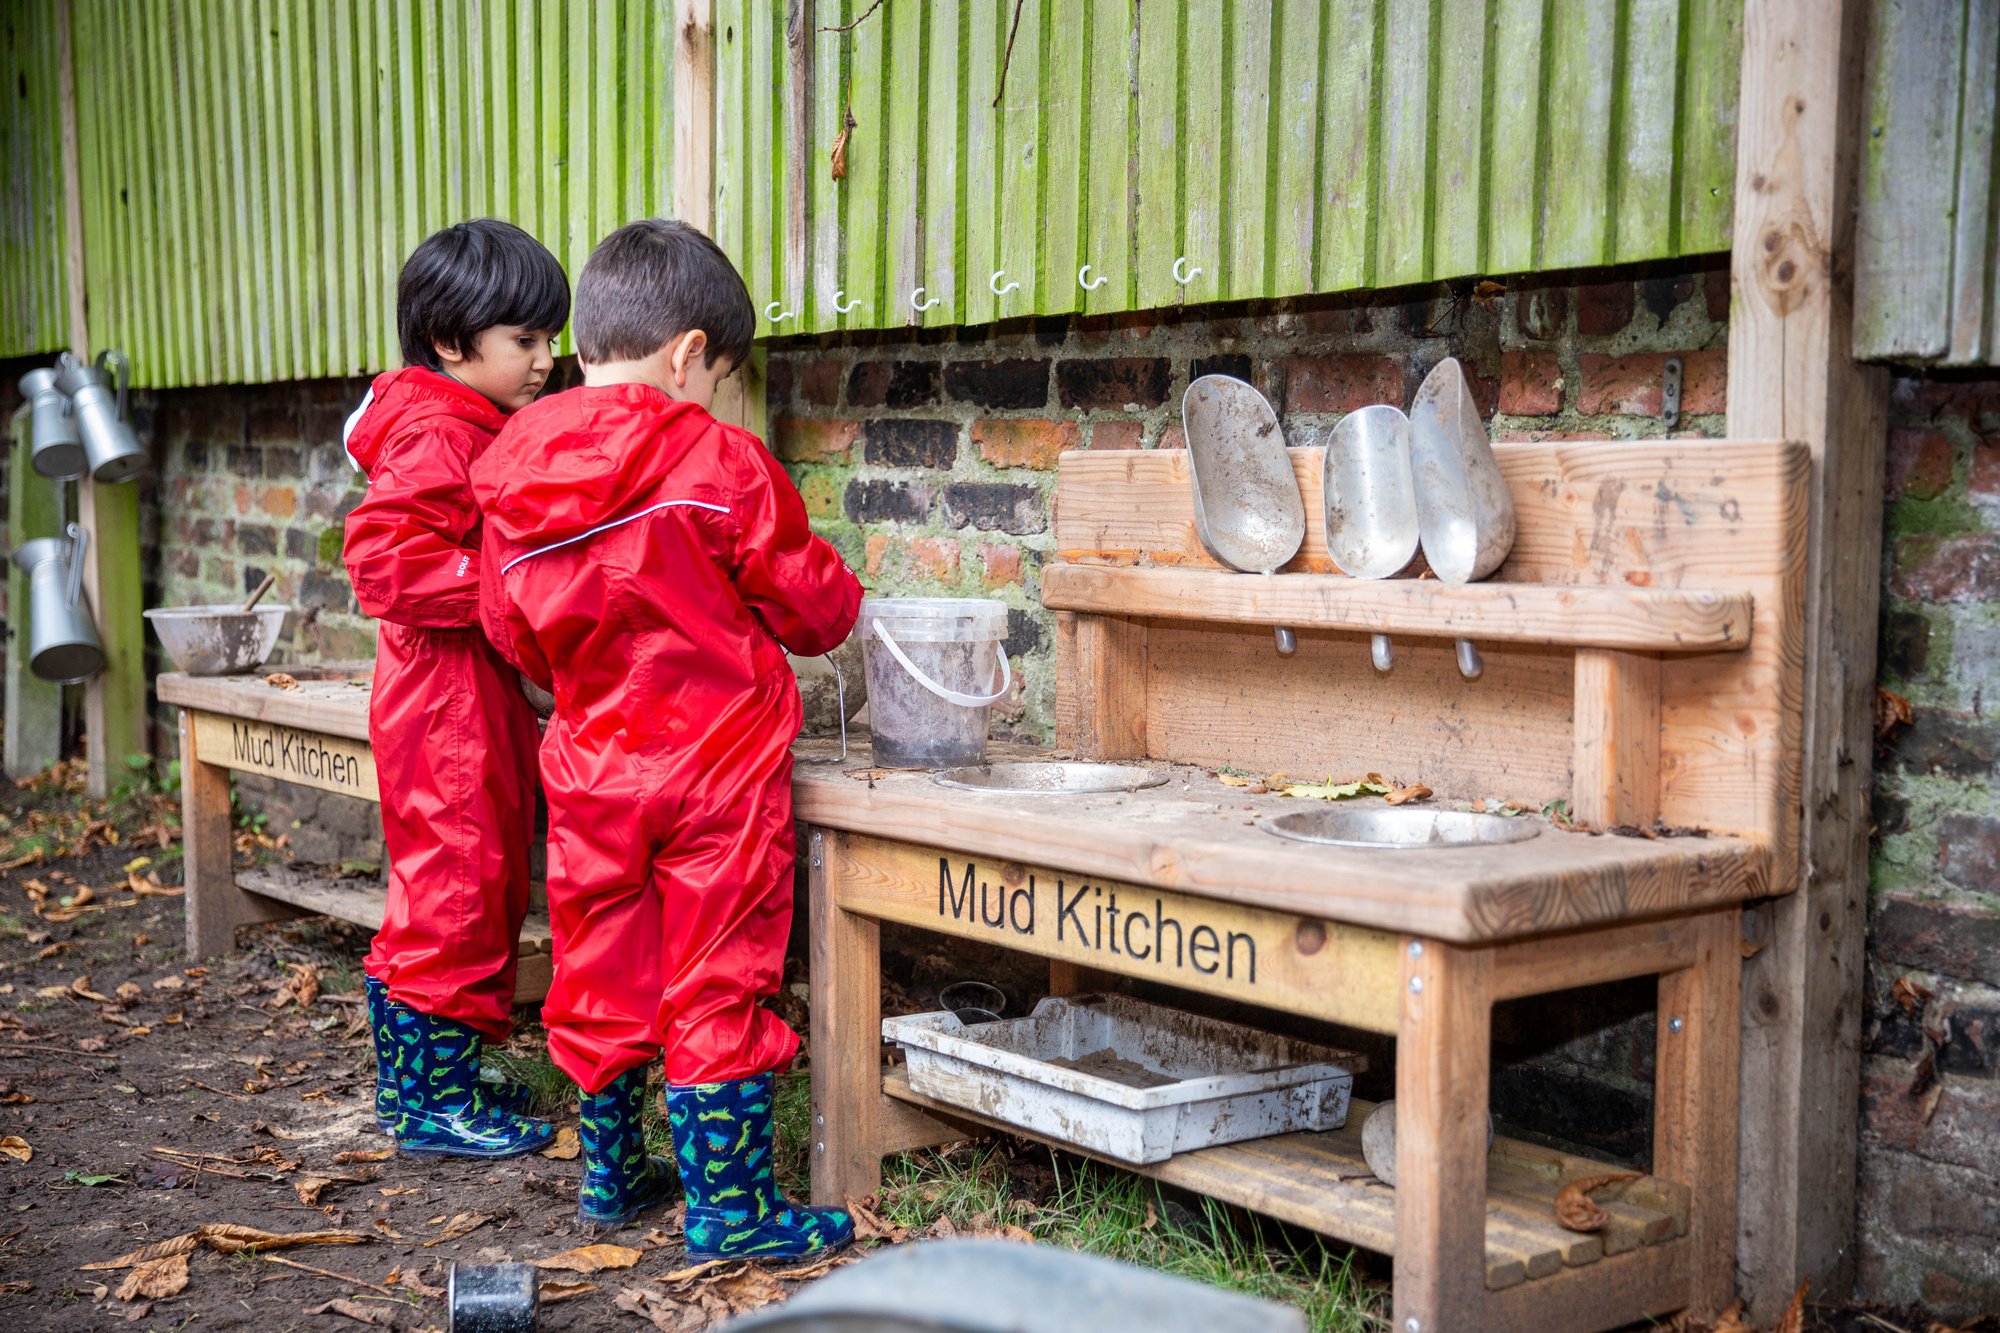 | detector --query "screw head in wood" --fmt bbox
[1408,941,1423,958]
[1406,1320,1420,1332]
[1669,1016,1684,1034]
[1409,976,1424,994]
[816,1142,825,1154]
